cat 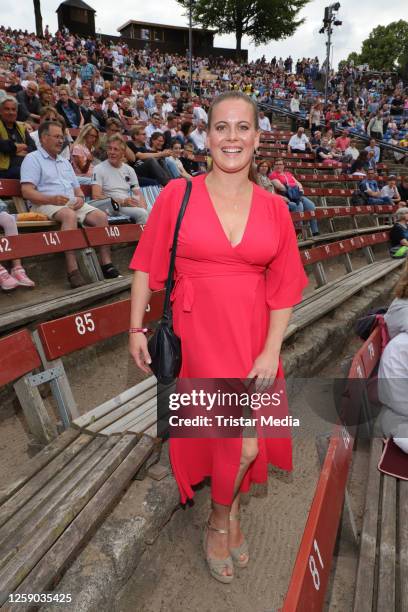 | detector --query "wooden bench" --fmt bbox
[0,425,155,608]
[295,174,395,185]
[36,292,164,436]
[353,350,408,610]
[0,179,57,229]
[286,232,404,339]
[293,204,395,246]
[0,329,58,445]
[282,326,383,610]
[257,147,315,160]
